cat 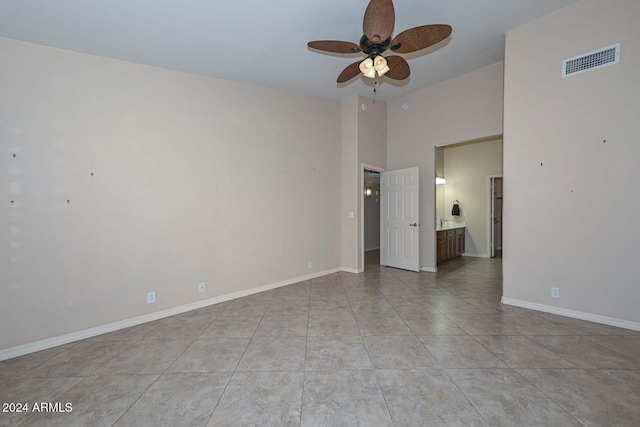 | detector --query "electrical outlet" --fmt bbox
[198,282,205,293]
[551,287,560,299]
[147,291,156,304]
[308,261,313,269]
